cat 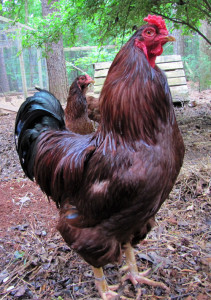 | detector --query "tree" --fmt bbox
[0,31,10,93]
[2,0,209,47]
[76,0,211,45]
[173,29,185,56]
[0,47,10,93]
[41,0,68,103]
[199,20,211,89]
